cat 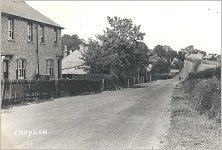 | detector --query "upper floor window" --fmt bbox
[46,59,54,76]
[8,18,14,39]
[27,22,33,41]
[54,27,58,45]
[39,24,45,43]
[16,59,26,79]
